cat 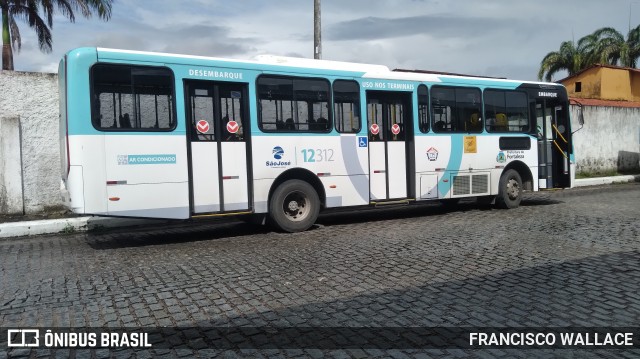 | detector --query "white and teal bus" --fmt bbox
[59,48,575,232]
